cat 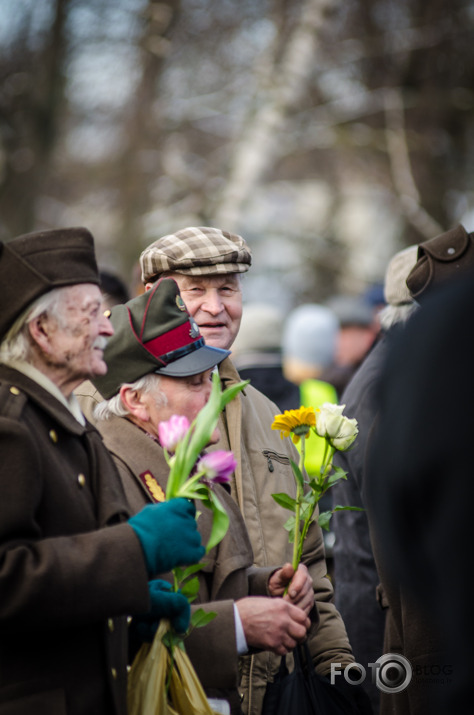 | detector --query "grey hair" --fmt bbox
[93,373,167,421]
[0,287,70,364]
[379,302,418,331]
